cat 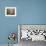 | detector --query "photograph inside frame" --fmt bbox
[18,24,46,42]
